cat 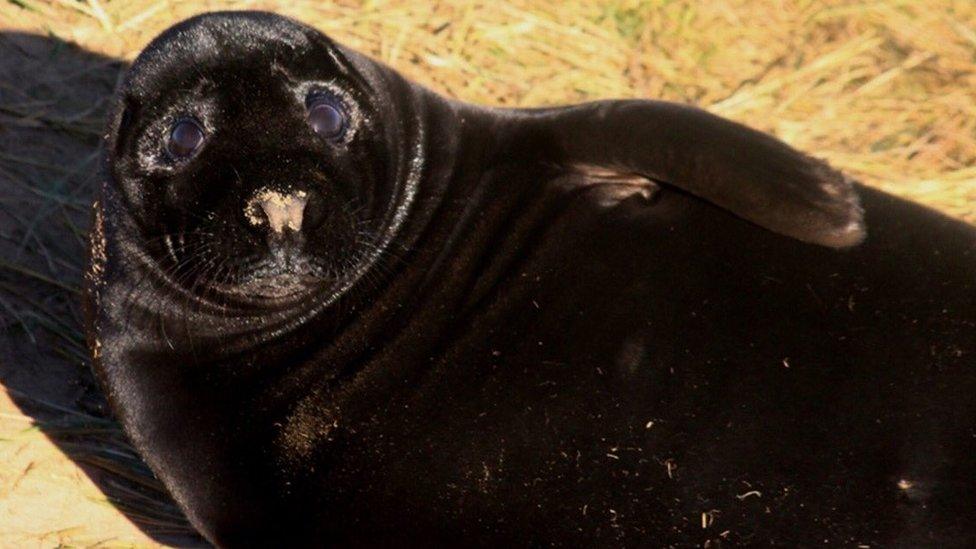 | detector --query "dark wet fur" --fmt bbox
[86,11,975,547]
